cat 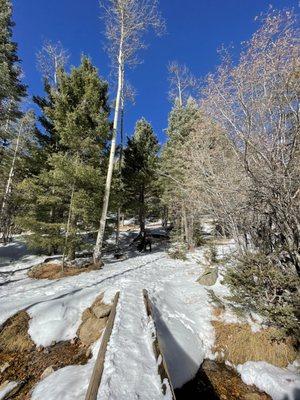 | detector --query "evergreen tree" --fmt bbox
[18,57,110,260]
[0,0,26,141]
[122,118,160,235]
[0,111,39,242]
[161,99,199,245]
